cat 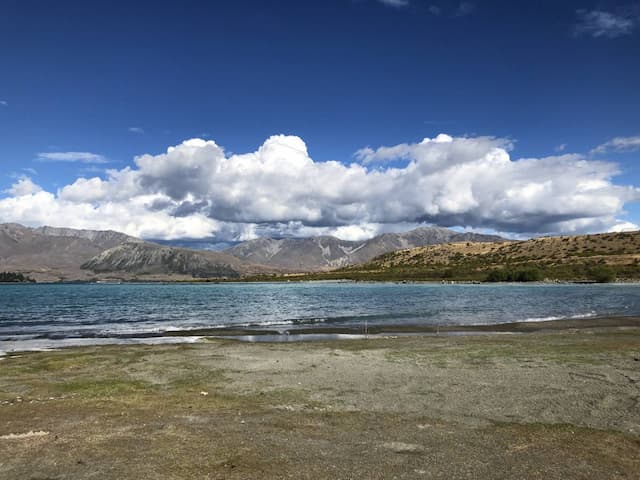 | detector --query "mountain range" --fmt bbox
[0,223,273,281]
[225,227,506,270]
[0,223,139,282]
[0,223,505,281]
